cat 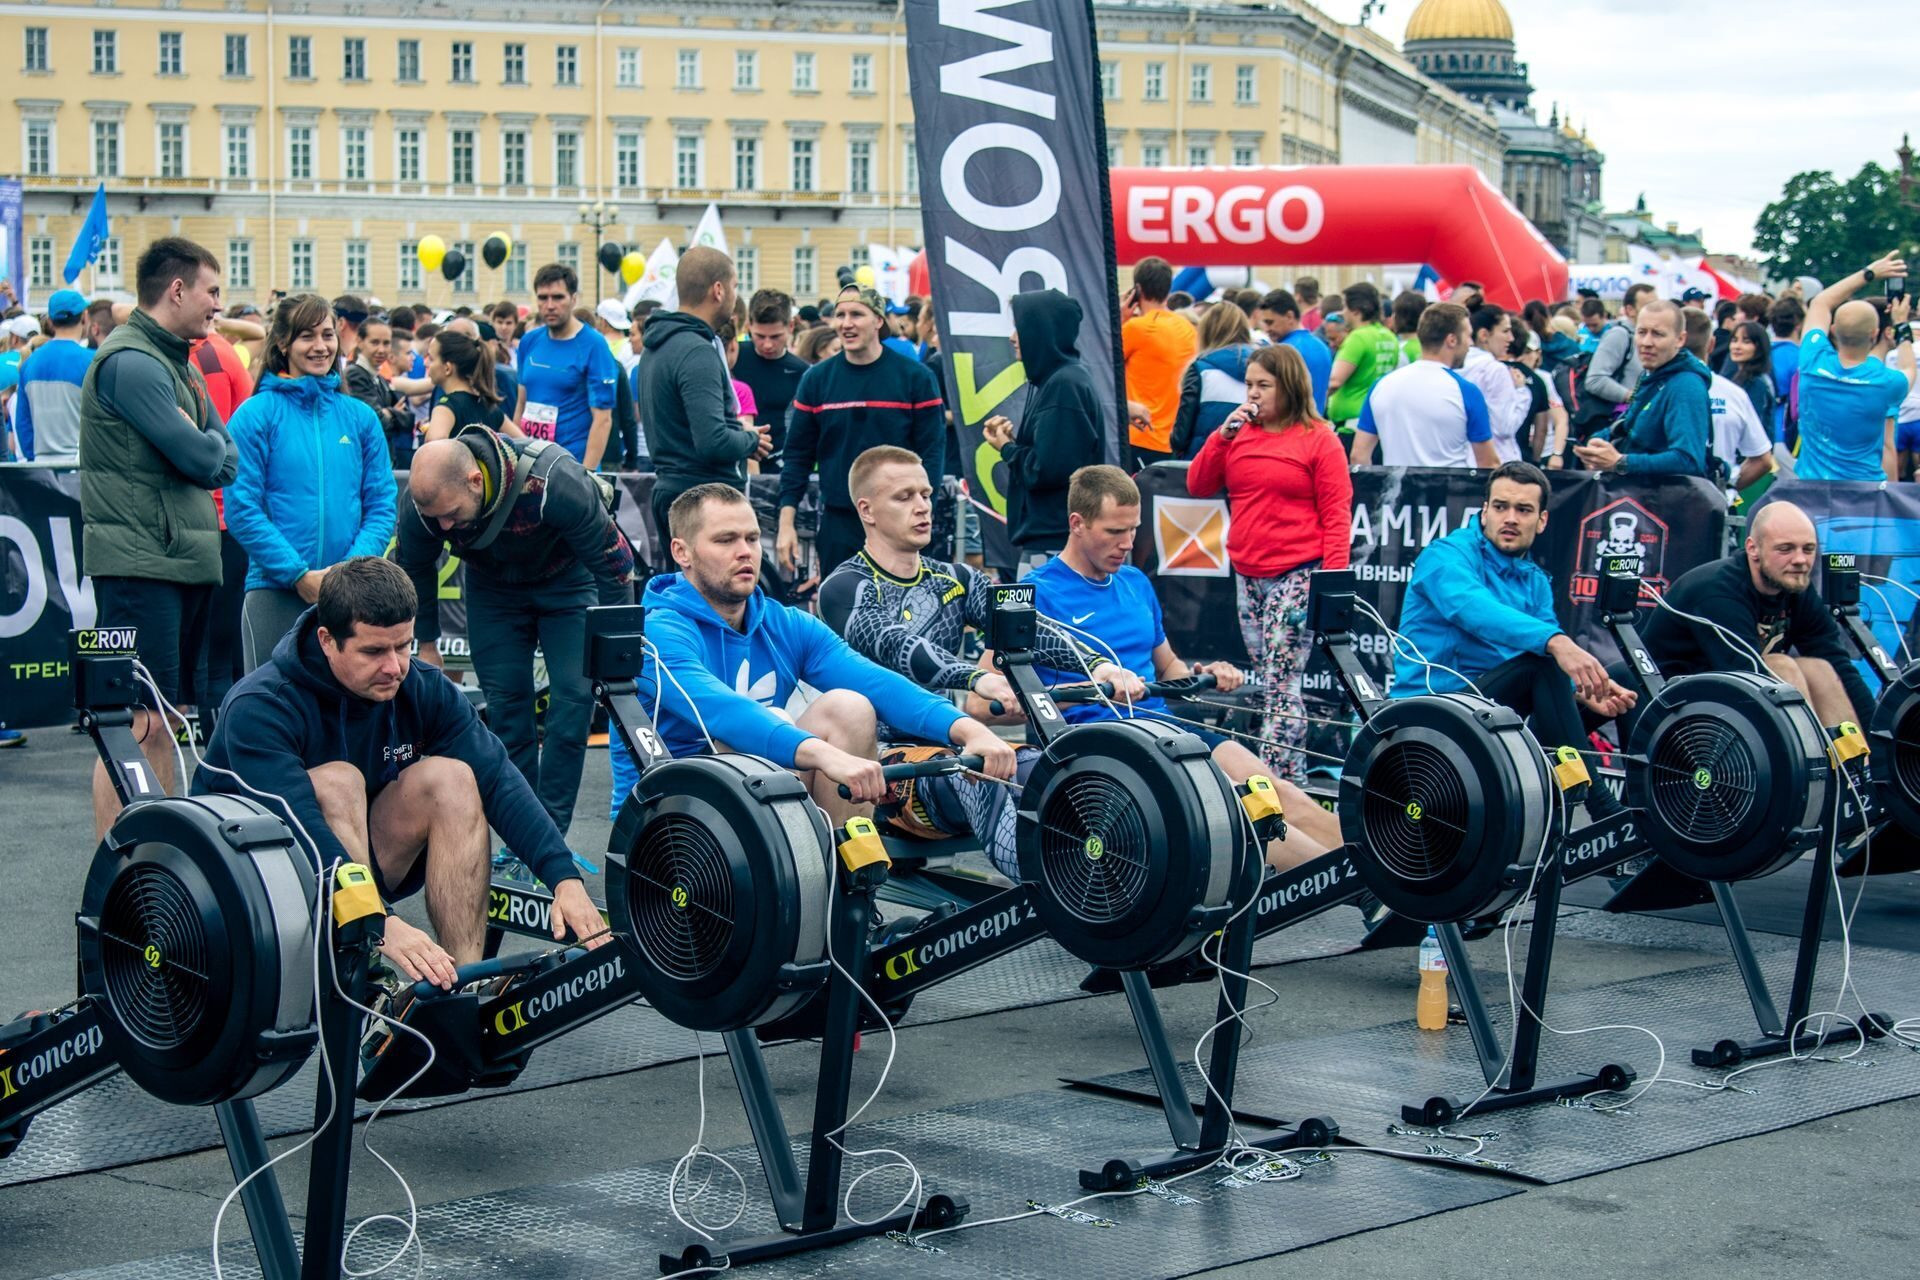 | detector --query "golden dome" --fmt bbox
[1403,0,1515,42]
